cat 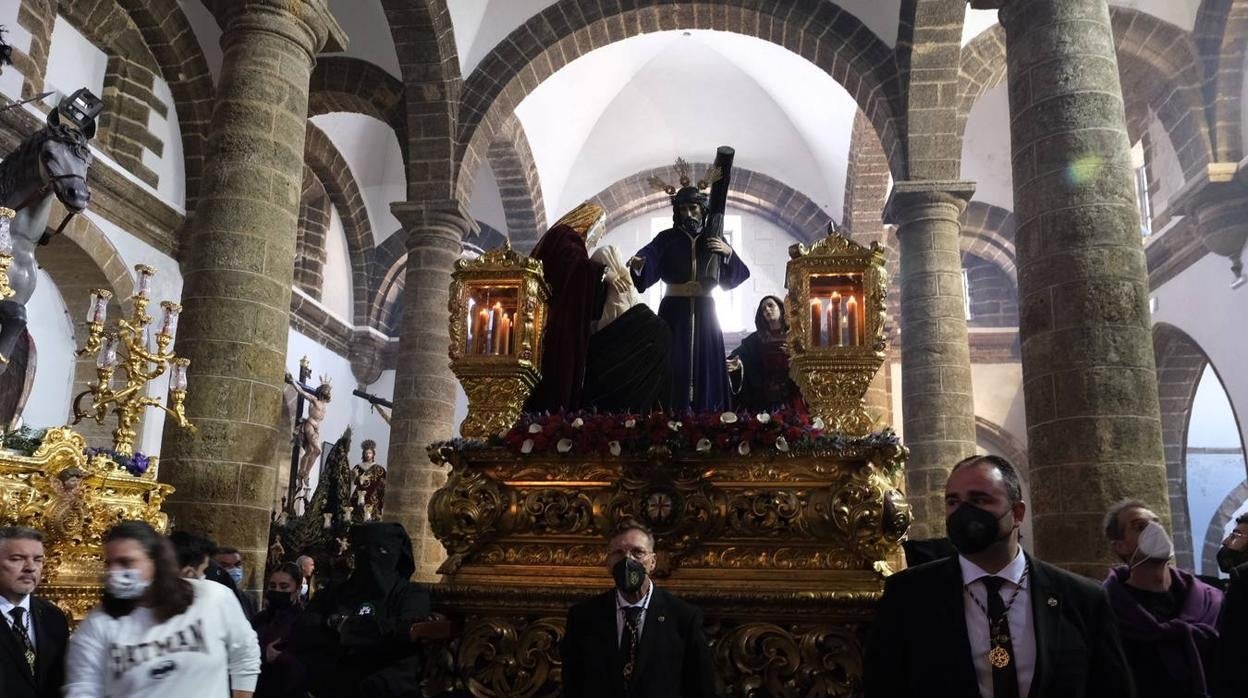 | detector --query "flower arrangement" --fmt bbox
[84,447,151,477]
[494,409,900,466]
